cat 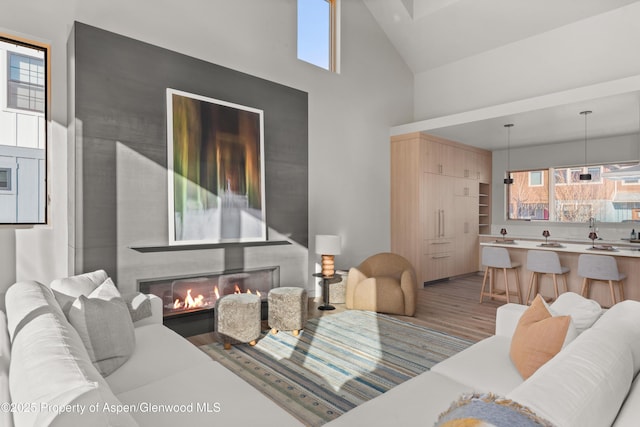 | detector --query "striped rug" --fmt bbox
[199,310,473,426]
